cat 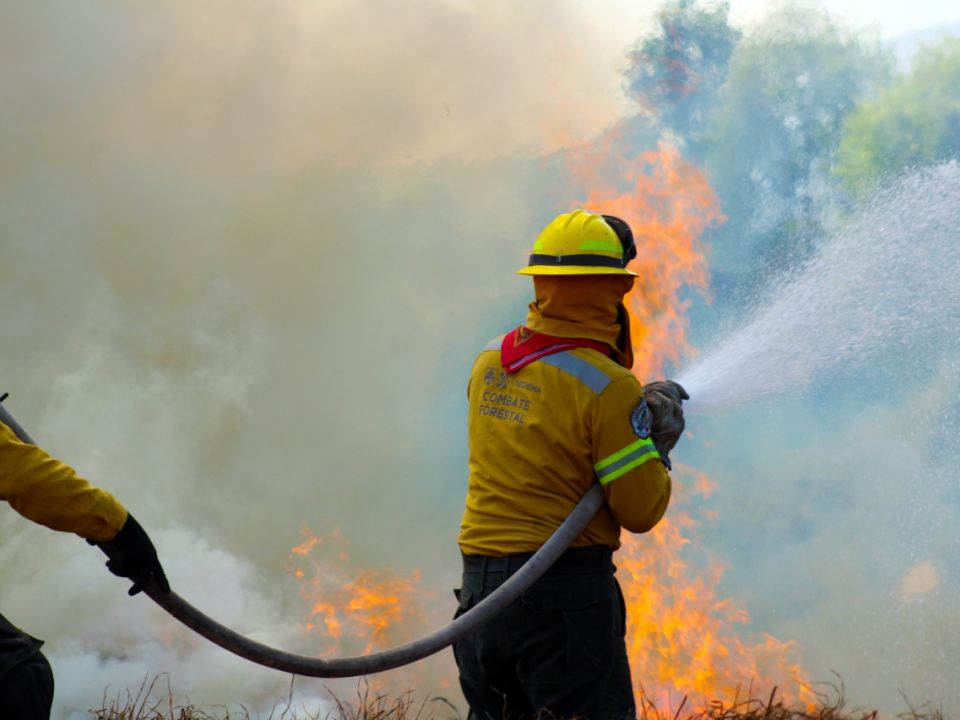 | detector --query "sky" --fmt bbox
[727,0,960,36]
